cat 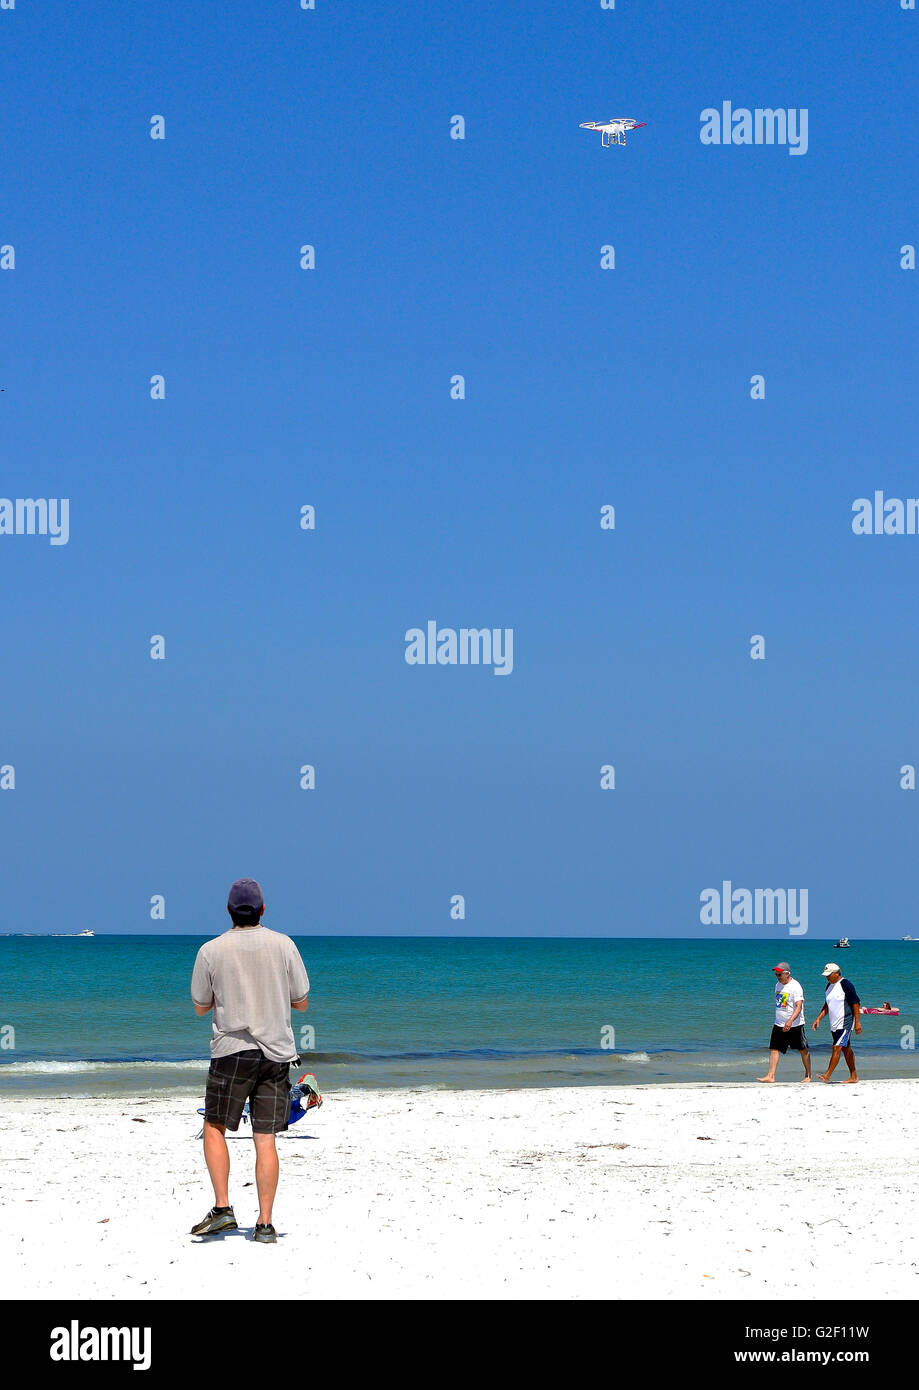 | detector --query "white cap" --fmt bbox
[822,962,841,977]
